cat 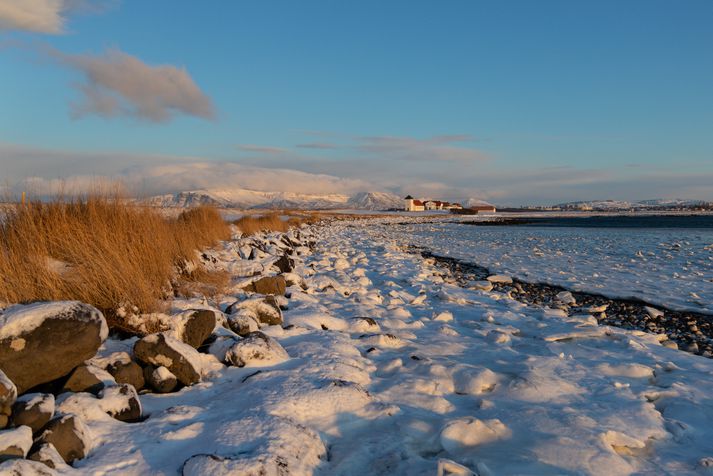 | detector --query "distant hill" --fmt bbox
[554,199,712,211]
[140,189,404,211]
